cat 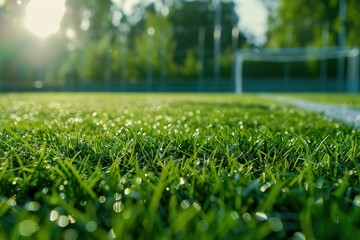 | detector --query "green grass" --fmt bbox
[280,93,360,109]
[0,93,359,239]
